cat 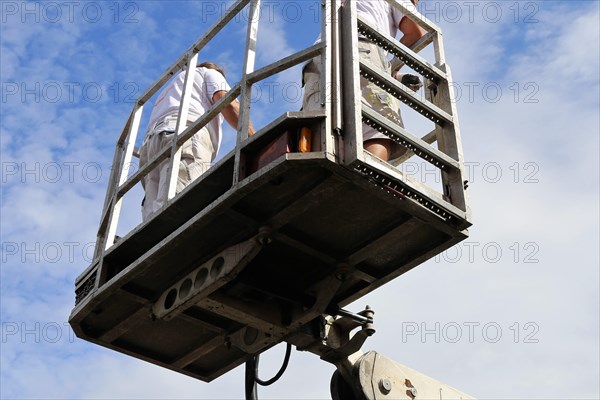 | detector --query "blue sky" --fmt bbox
[1,1,599,398]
